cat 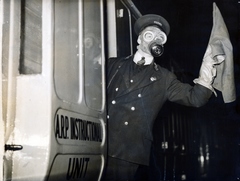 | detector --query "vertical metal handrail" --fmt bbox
[122,0,142,19]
